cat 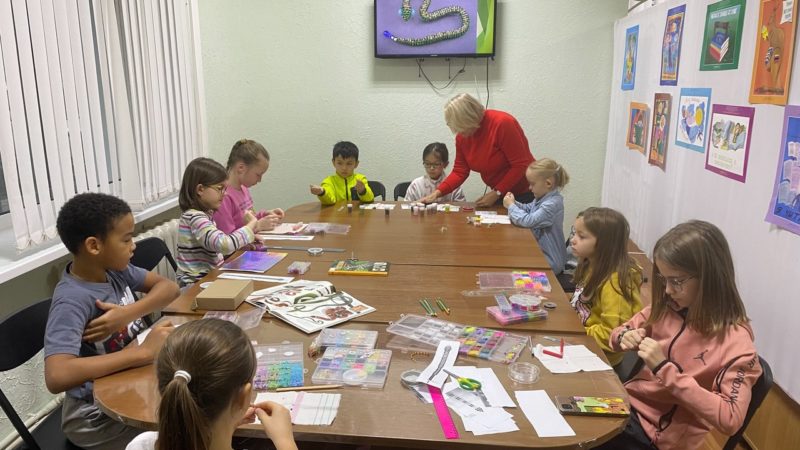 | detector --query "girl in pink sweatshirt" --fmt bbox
[599,221,761,450]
